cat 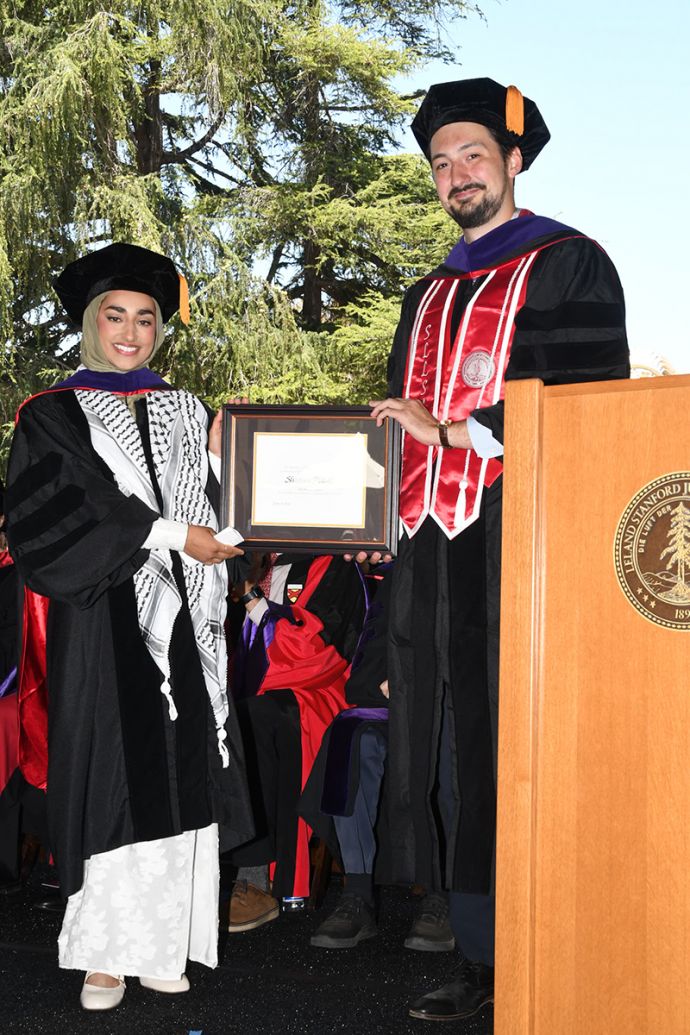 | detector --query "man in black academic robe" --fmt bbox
[368,78,630,1021]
